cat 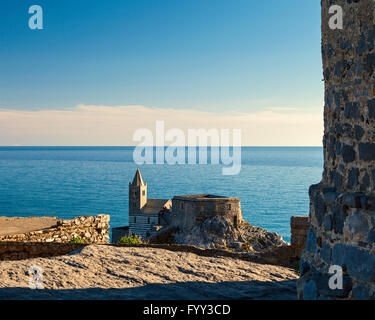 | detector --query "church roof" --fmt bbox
[131,169,145,186]
[141,199,171,215]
